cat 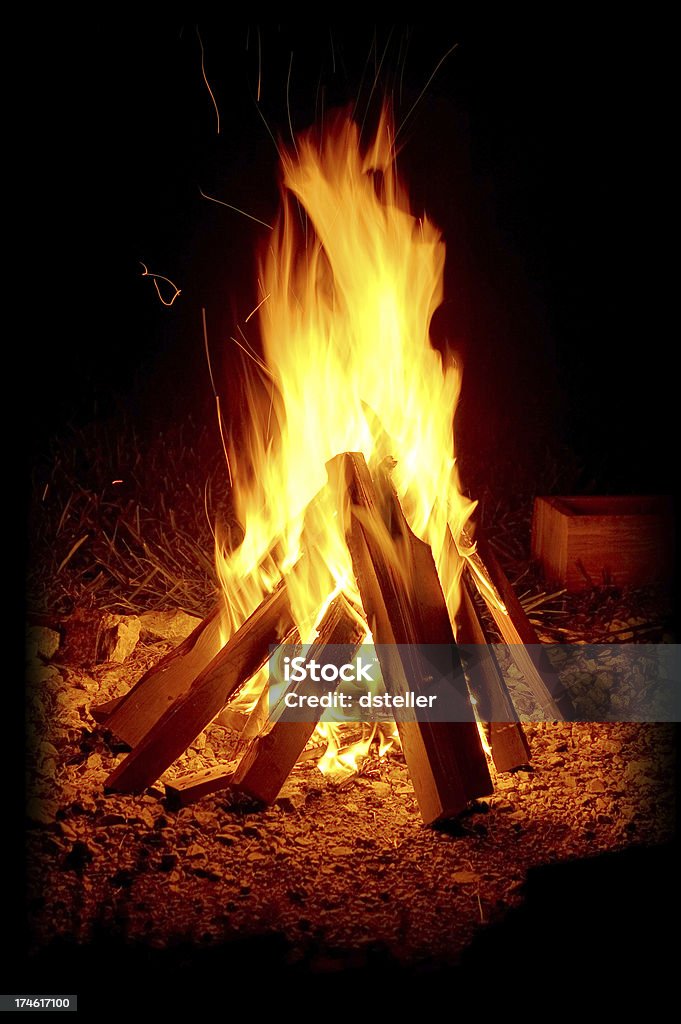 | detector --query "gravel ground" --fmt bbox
[23,615,676,989]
